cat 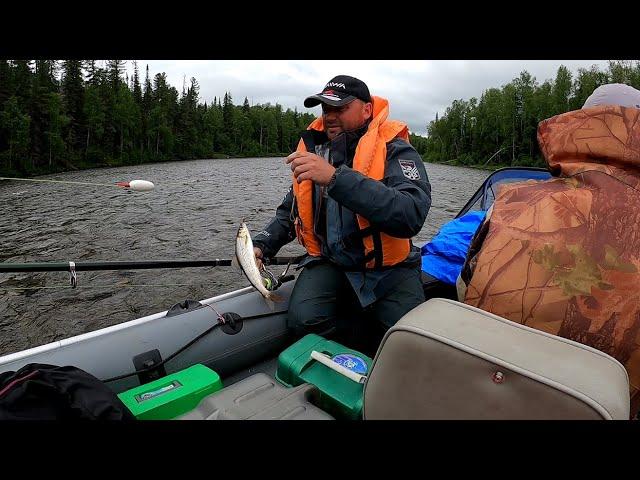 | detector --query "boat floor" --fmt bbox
[221,355,279,387]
